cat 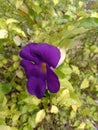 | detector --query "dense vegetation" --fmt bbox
[0,0,98,130]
